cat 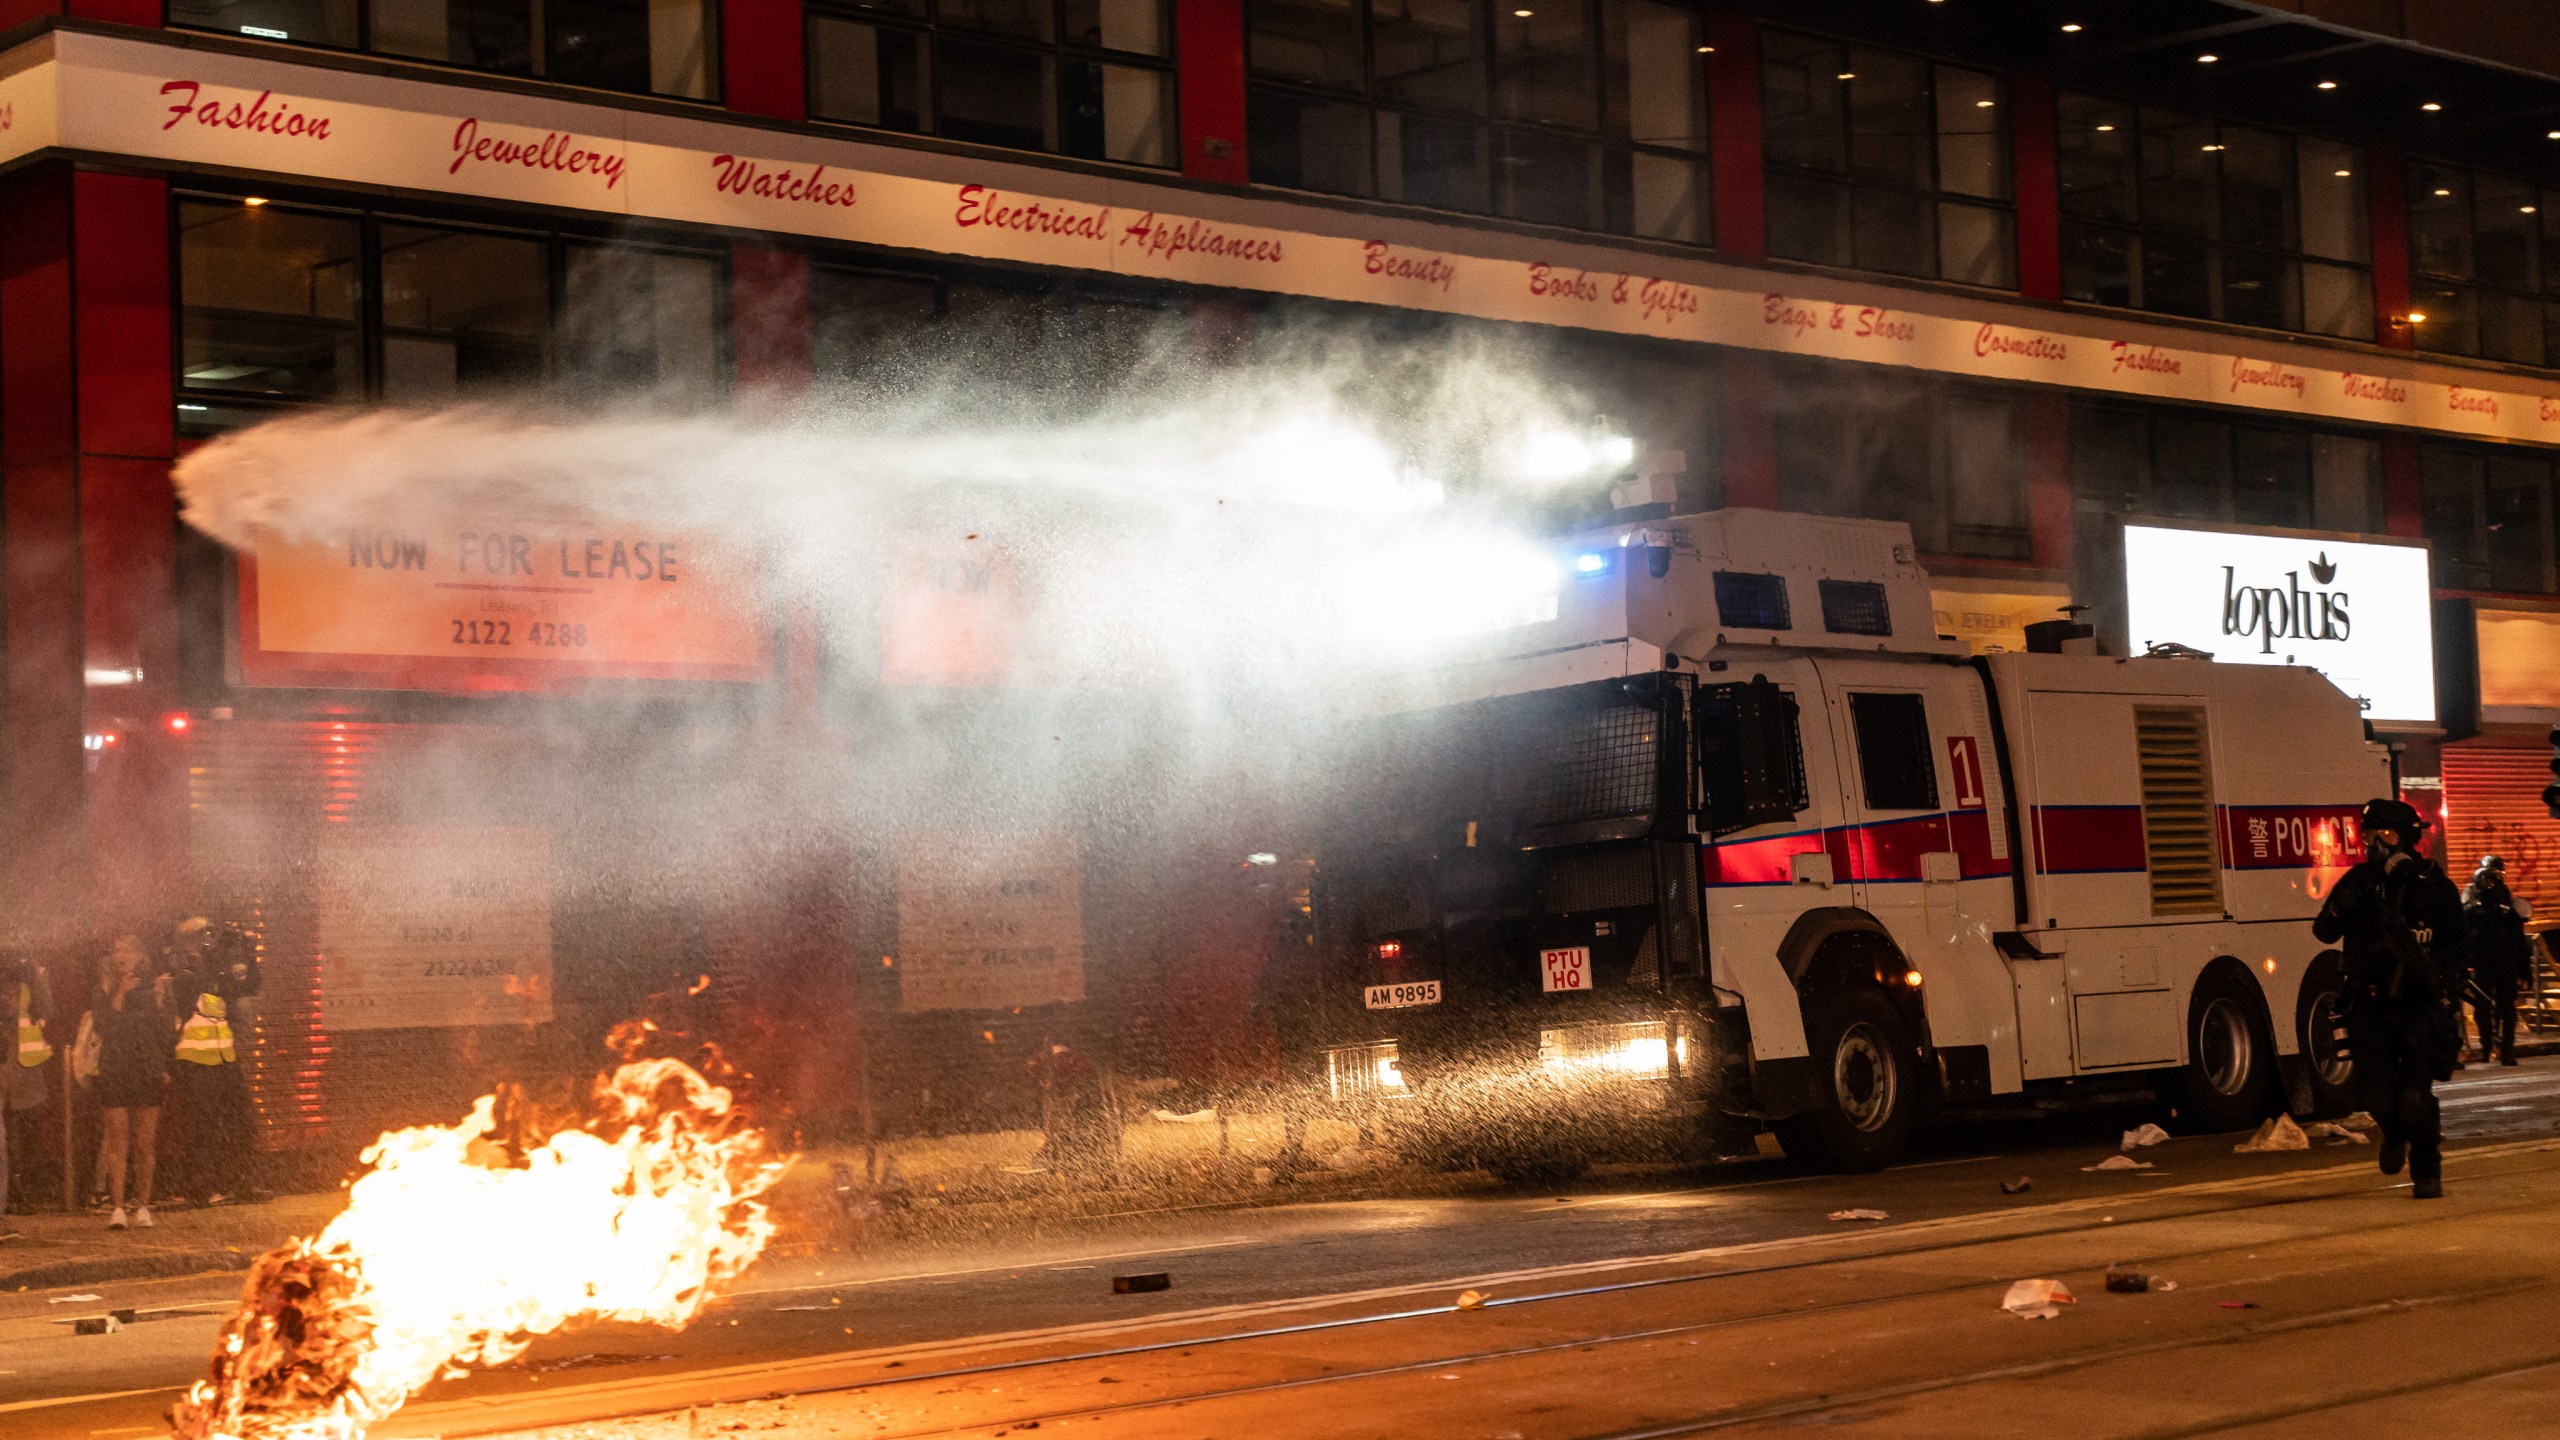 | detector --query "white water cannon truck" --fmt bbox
[1311,508,2386,1174]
